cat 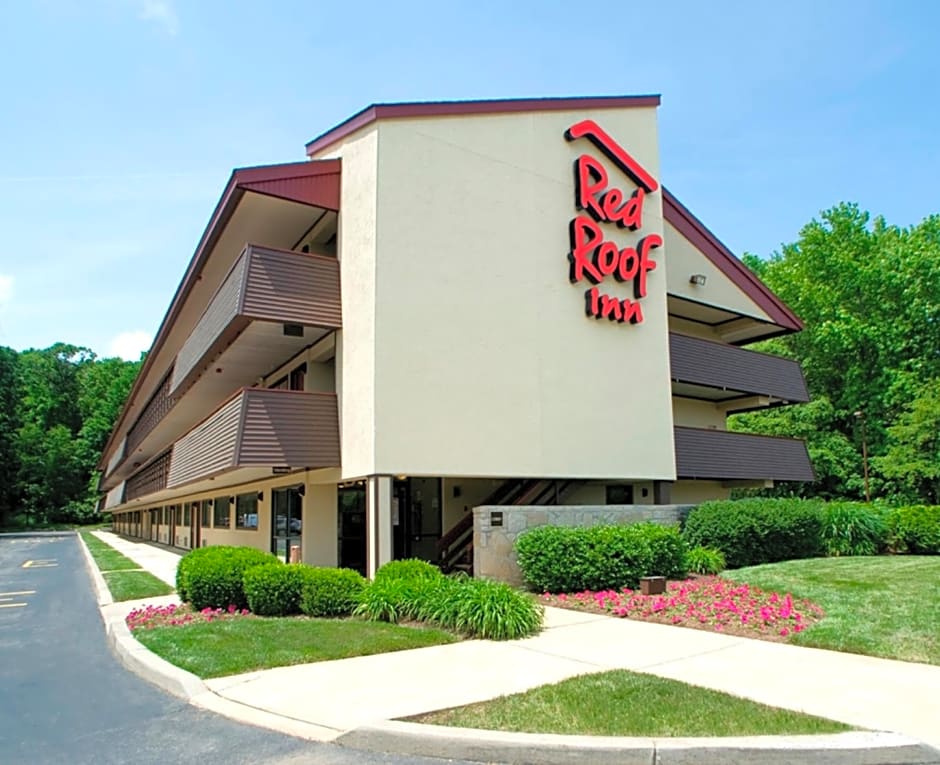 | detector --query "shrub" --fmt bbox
[886,505,940,554]
[243,563,306,616]
[373,558,443,584]
[682,499,825,568]
[515,523,687,593]
[354,577,425,622]
[176,546,219,602]
[446,578,543,640]
[299,567,367,617]
[355,571,543,640]
[685,546,726,575]
[820,502,888,557]
[183,546,279,610]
